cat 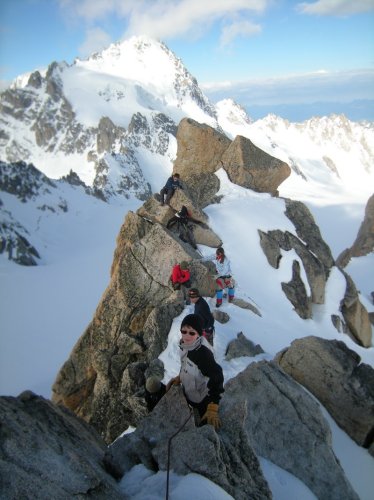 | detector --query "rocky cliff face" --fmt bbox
[51,196,218,441]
